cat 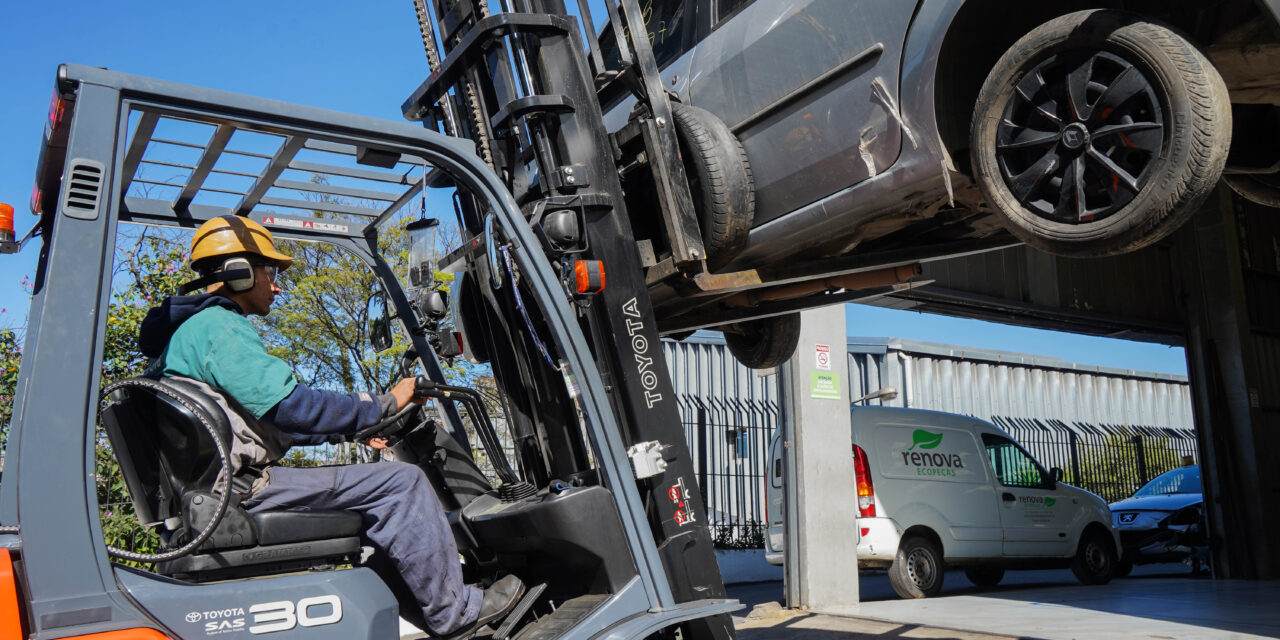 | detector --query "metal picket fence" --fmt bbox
[990,416,1199,503]
[678,395,777,549]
